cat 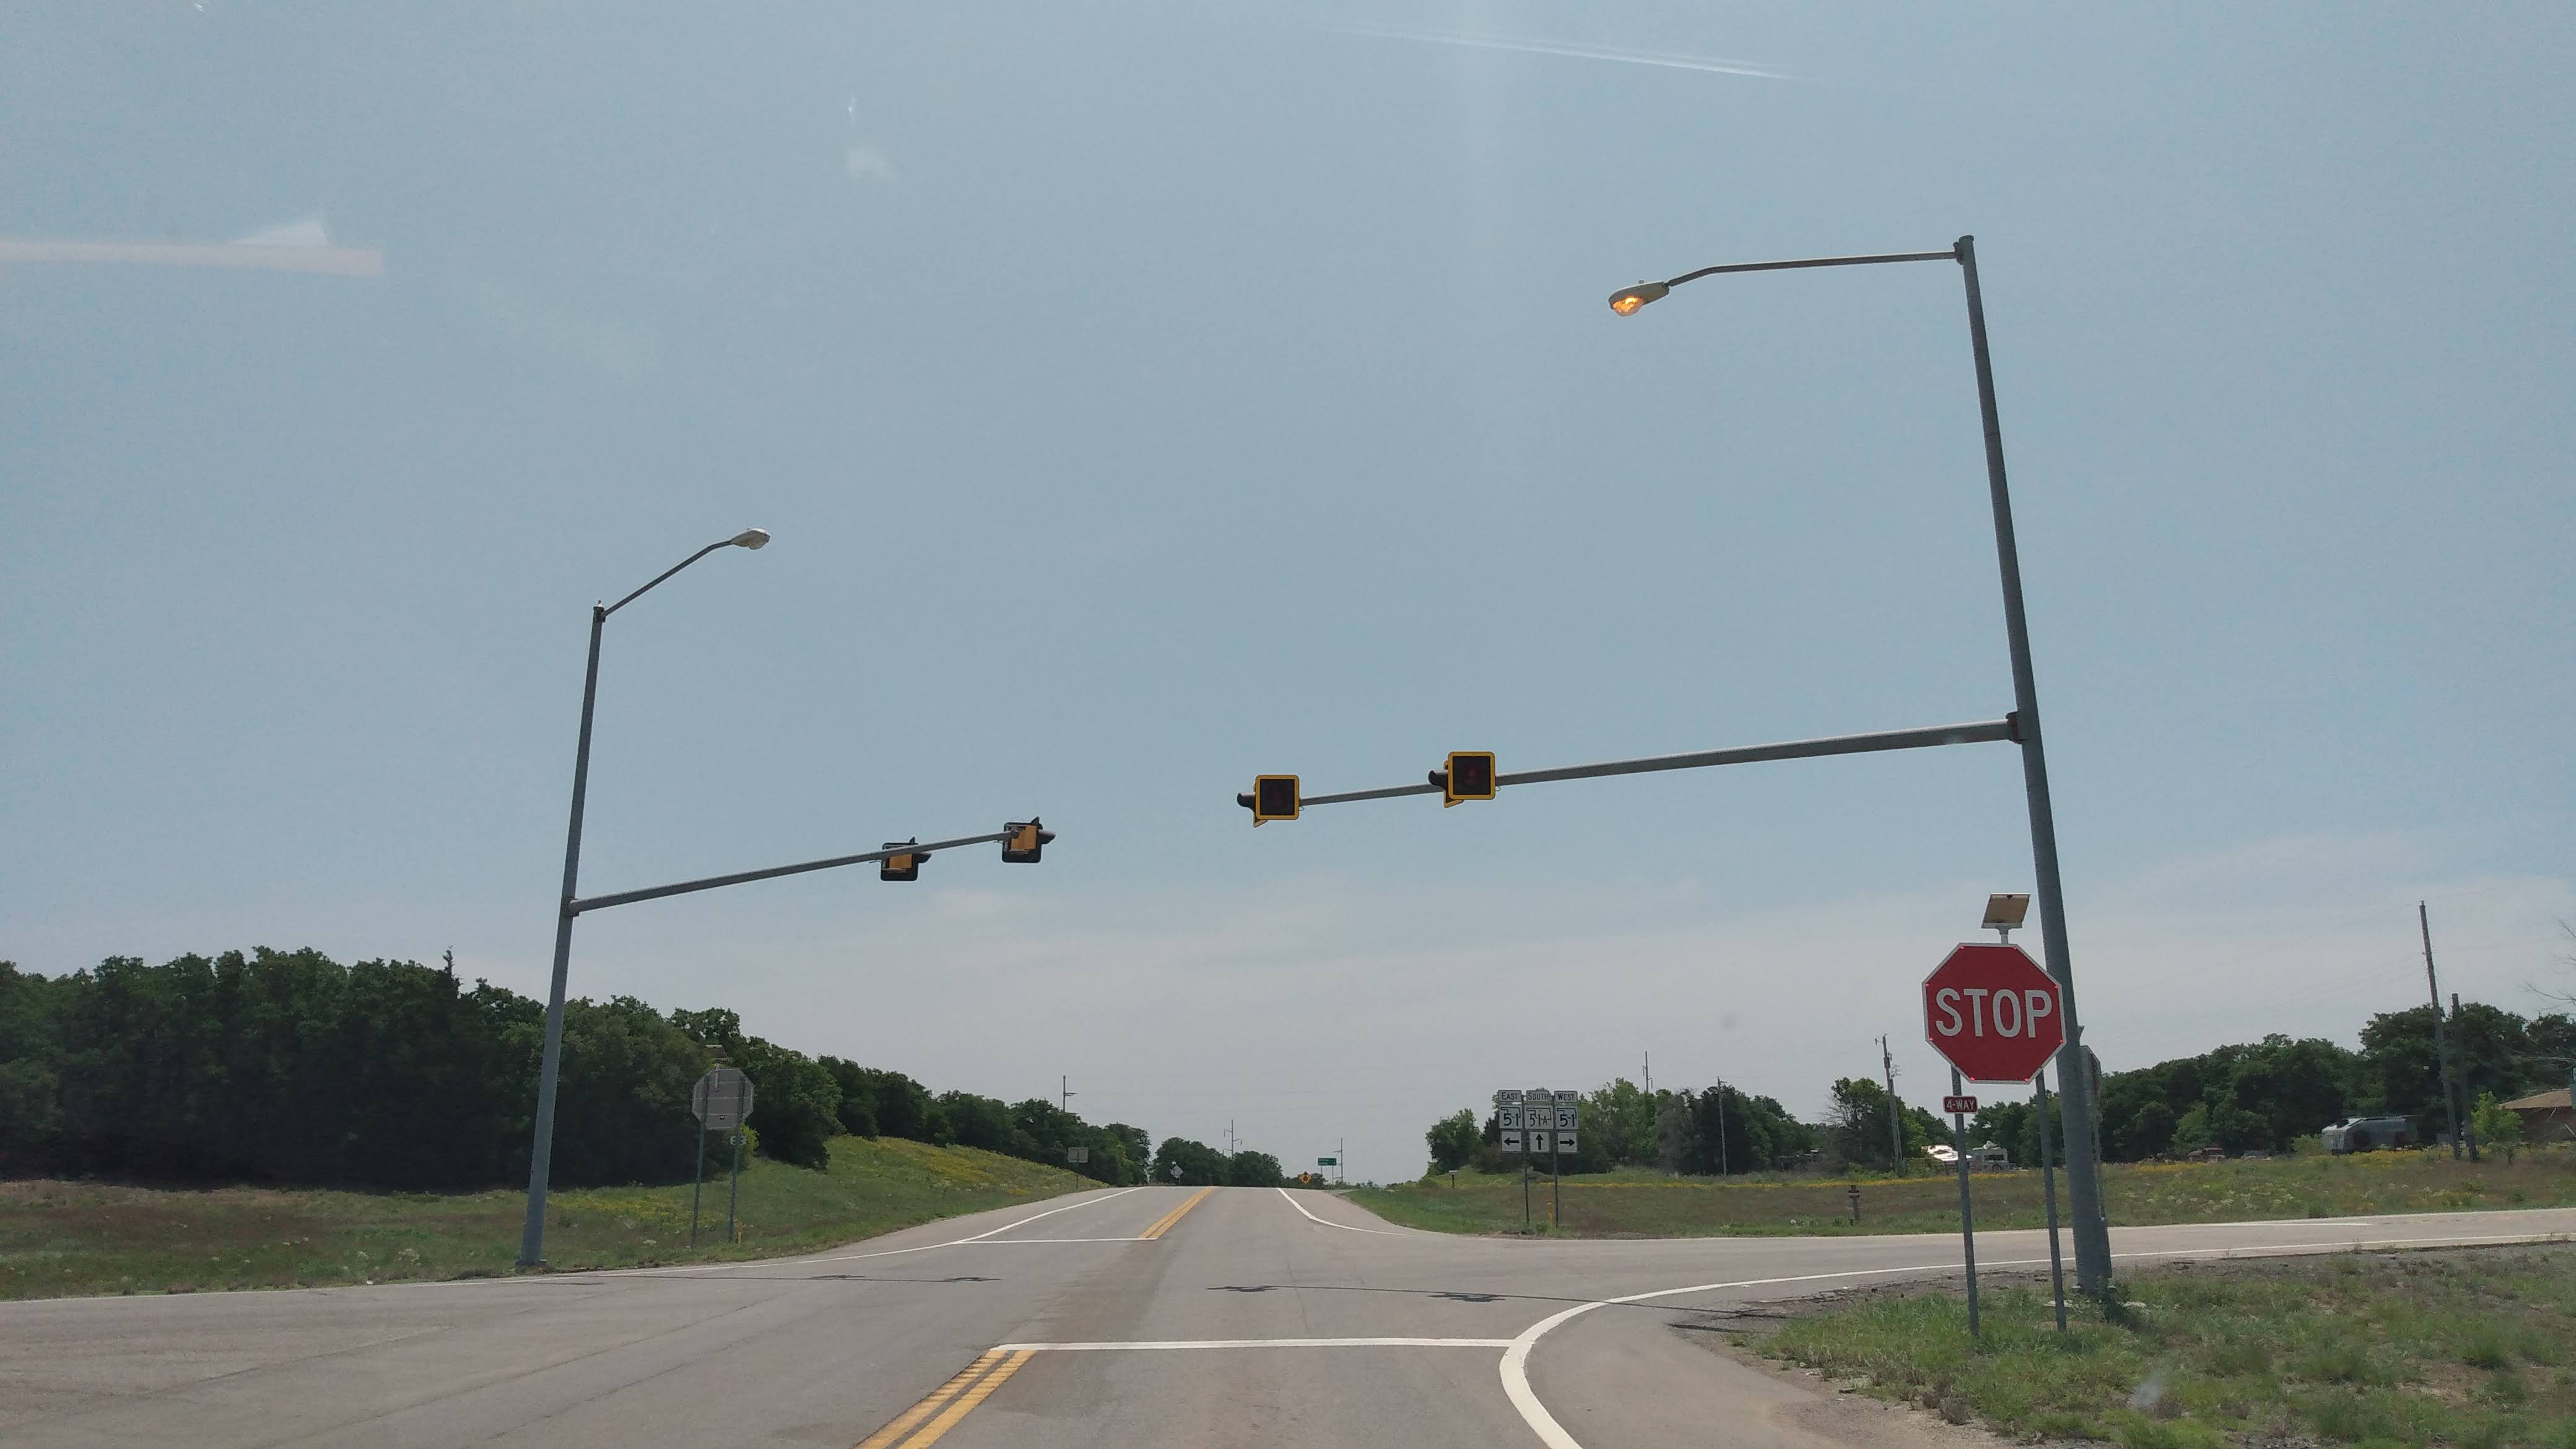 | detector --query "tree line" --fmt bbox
[1419,999,2573,1177]
[0,949,1158,1191]
[1423,1079,1823,1178]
